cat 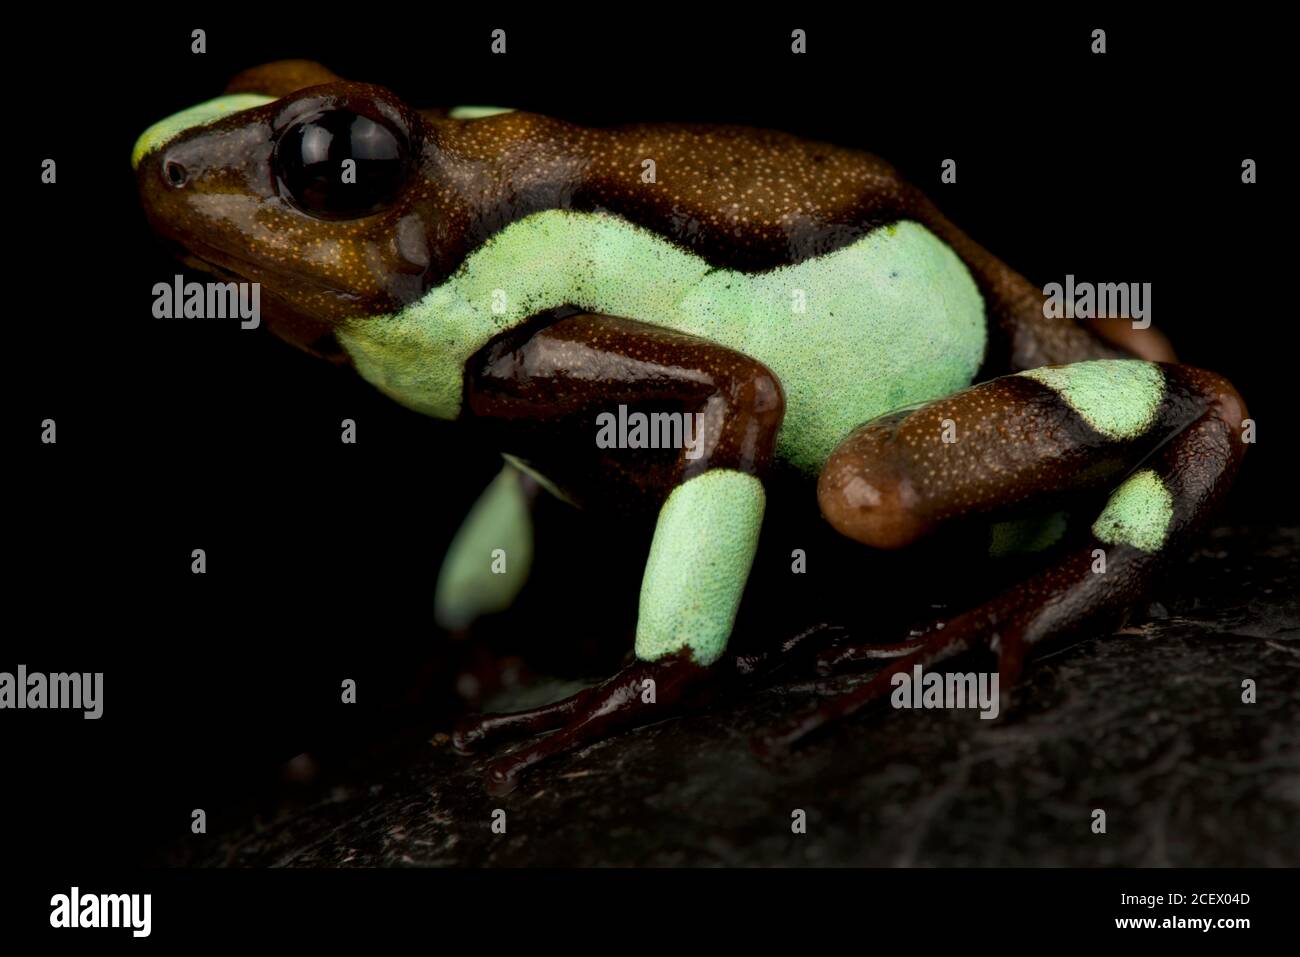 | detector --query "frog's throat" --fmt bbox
[131,94,275,169]
[336,211,986,475]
